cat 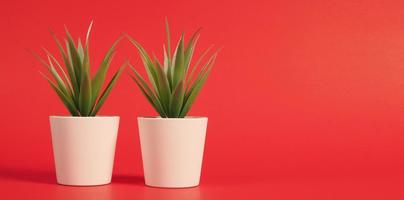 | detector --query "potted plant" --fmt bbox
[33,22,125,186]
[128,20,219,188]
